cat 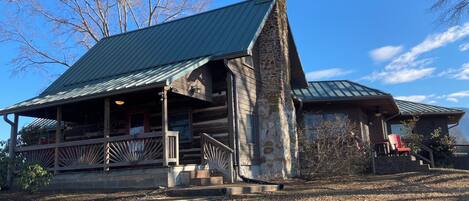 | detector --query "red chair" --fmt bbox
[388,134,411,155]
